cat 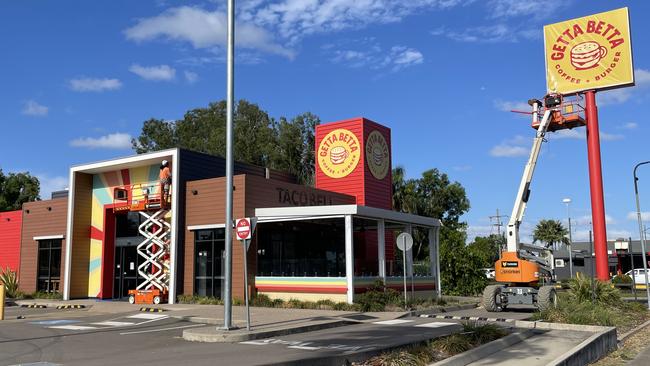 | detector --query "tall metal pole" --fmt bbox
[563,198,574,278]
[628,237,637,300]
[584,90,609,281]
[222,0,235,330]
[633,161,650,310]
